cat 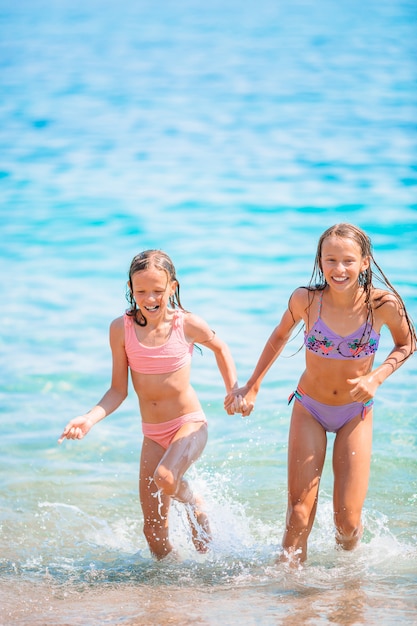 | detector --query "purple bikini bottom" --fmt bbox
[288,386,373,433]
